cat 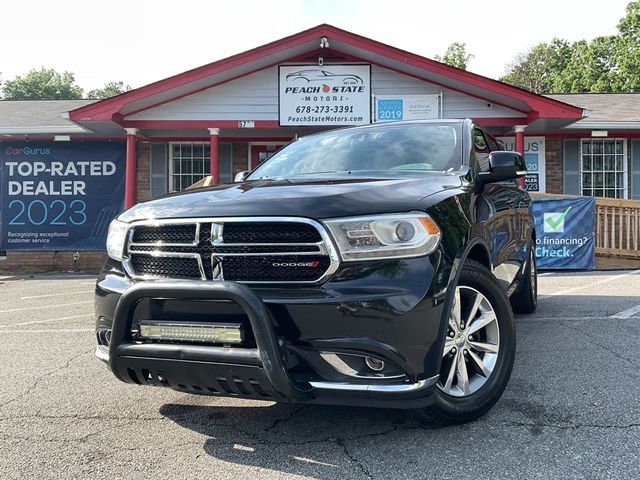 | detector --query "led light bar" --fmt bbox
[138,321,243,344]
